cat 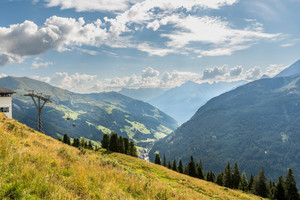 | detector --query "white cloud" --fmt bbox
[202,65,228,80]
[160,15,278,56]
[44,0,141,12]
[0,16,108,65]
[44,72,98,93]
[141,67,159,78]
[0,73,8,78]
[265,64,288,77]
[230,66,243,77]
[137,43,175,56]
[31,58,53,69]
[245,66,262,80]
